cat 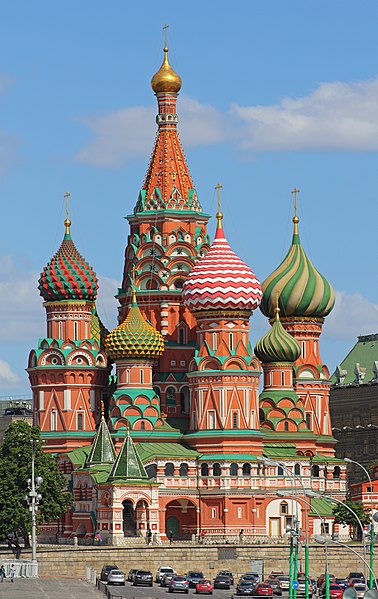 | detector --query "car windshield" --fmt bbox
[240,582,254,587]
[174,577,187,581]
